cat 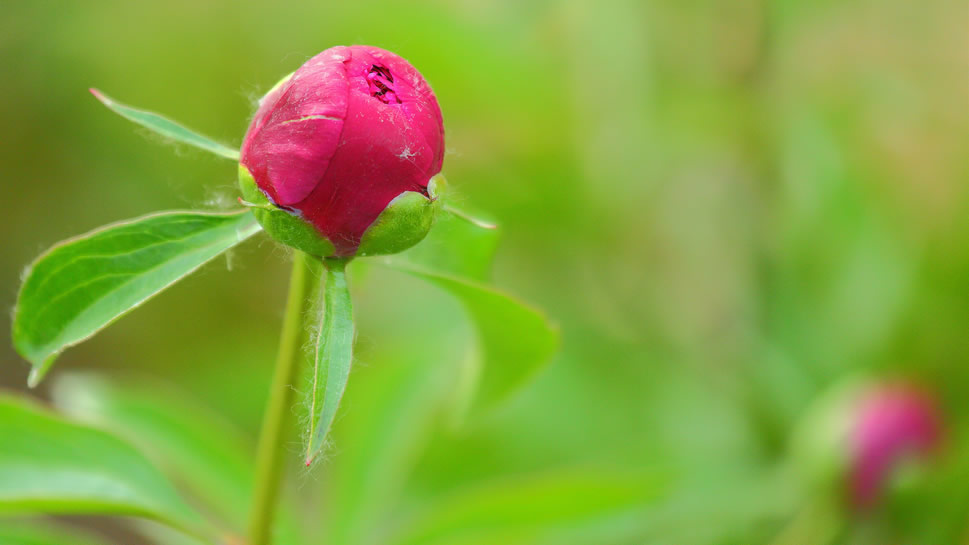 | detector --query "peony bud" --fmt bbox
[848,384,942,509]
[793,380,944,511]
[239,45,445,257]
